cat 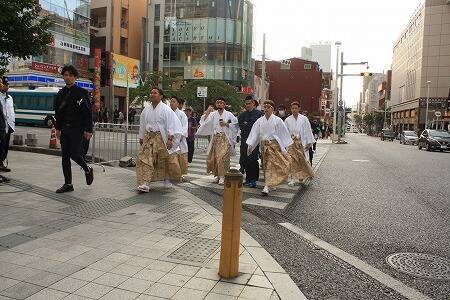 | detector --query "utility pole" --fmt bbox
[332,42,341,142]
[425,80,431,129]
[261,33,266,104]
[338,51,344,142]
